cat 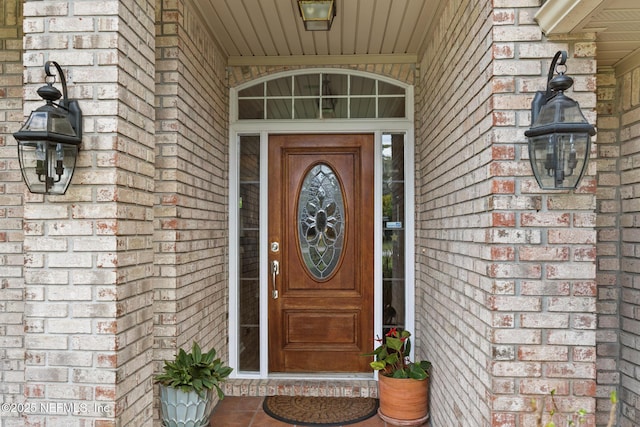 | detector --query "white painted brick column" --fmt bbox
[20,1,156,426]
